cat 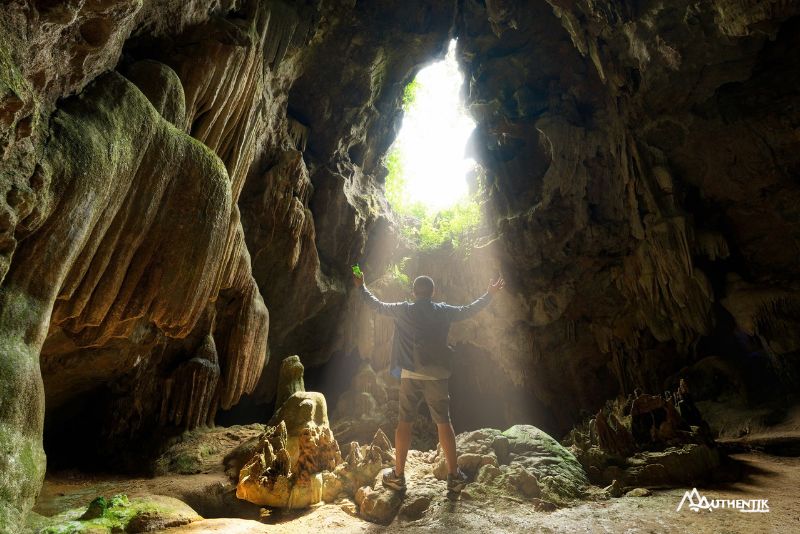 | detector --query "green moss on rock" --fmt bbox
[39,494,201,534]
[501,425,589,504]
